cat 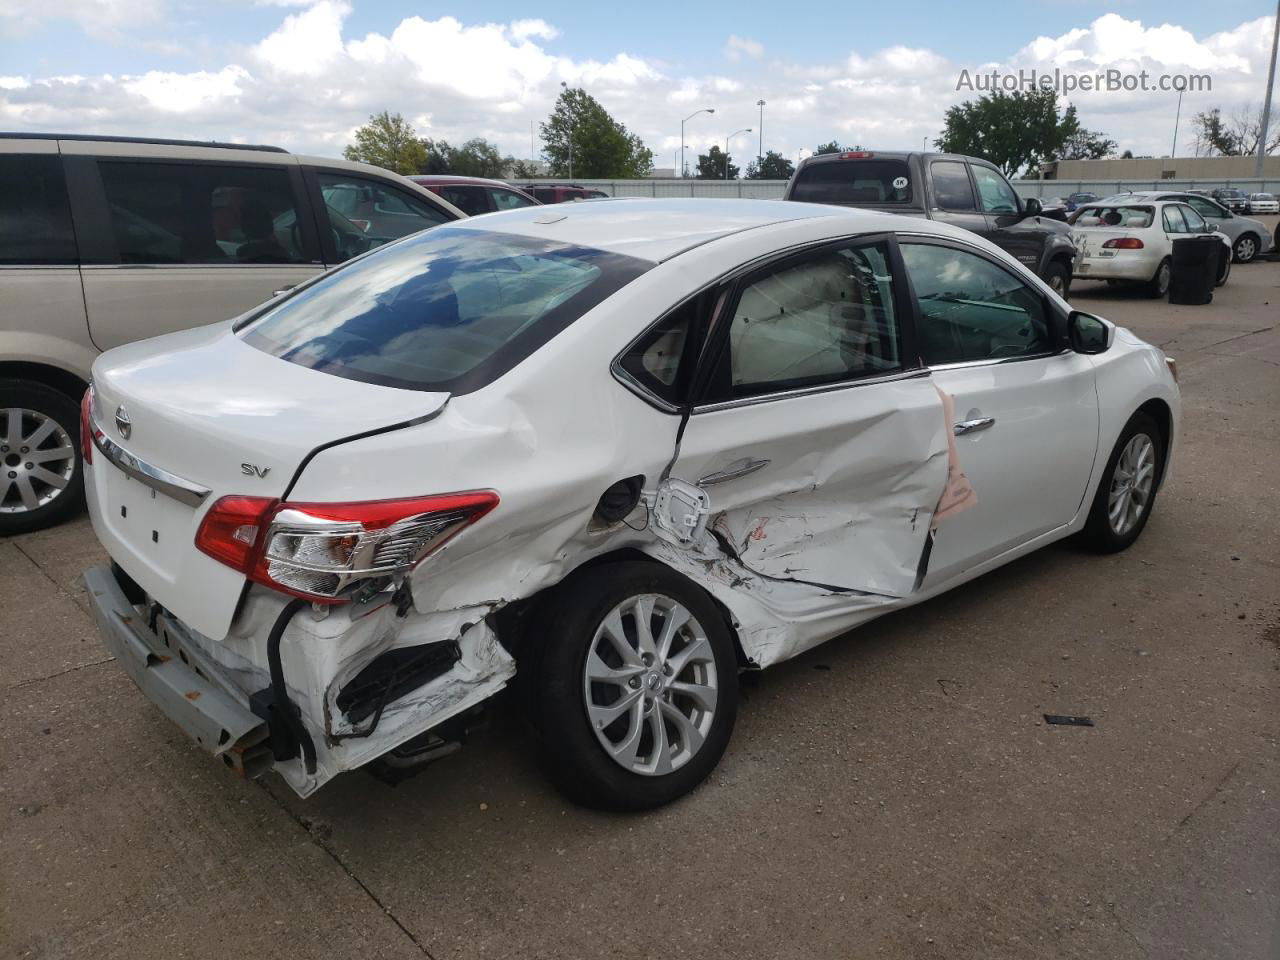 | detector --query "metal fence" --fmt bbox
[512,177,1280,200]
